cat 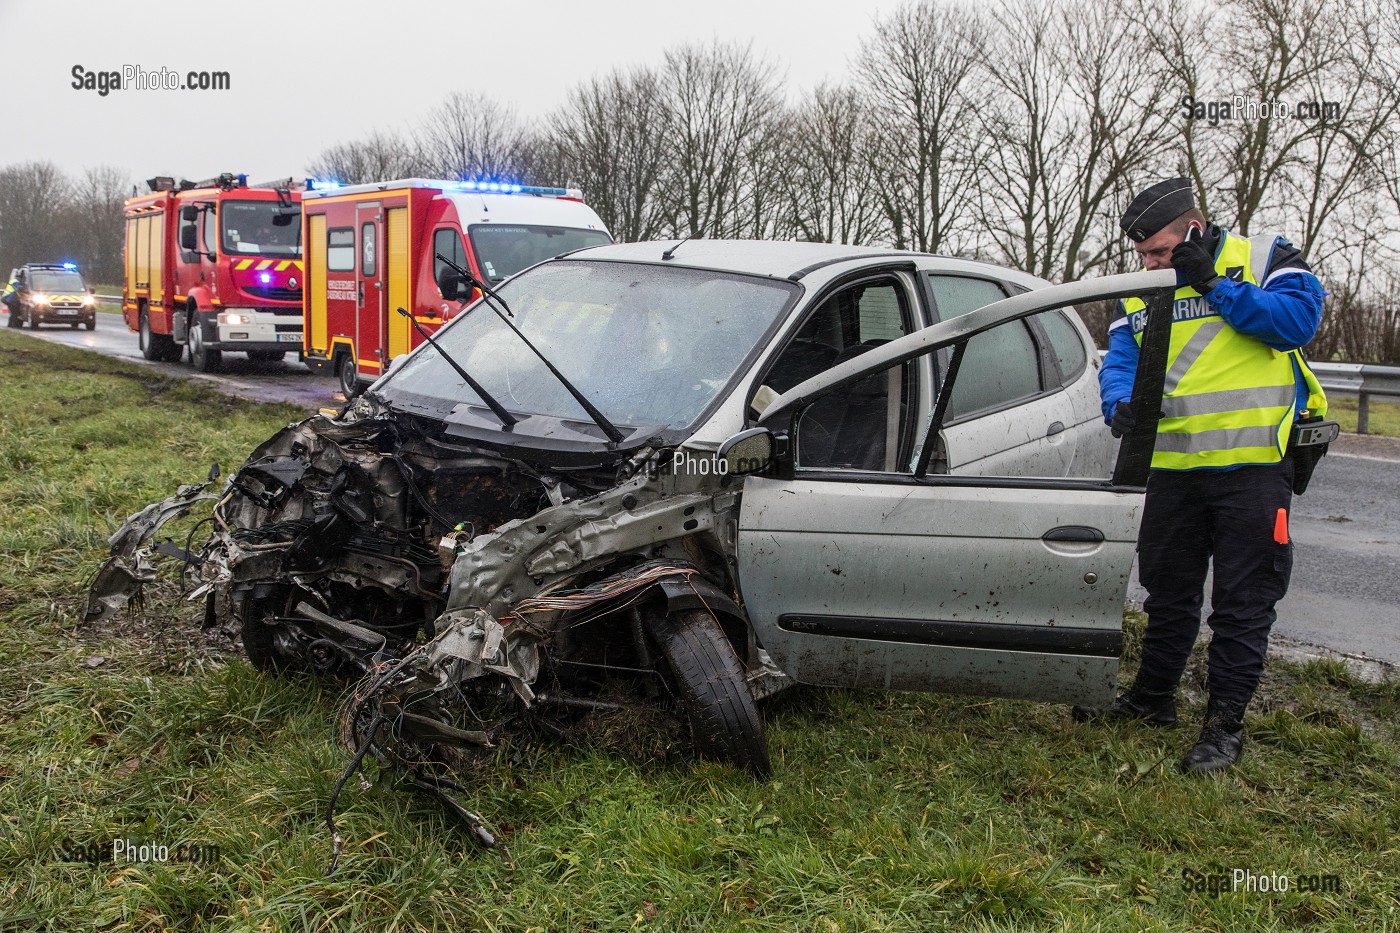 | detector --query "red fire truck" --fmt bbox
[300,178,611,396]
[123,173,305,372]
